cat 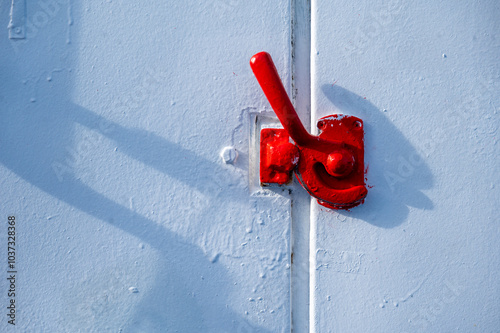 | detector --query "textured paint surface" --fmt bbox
[310,0,499,332]
[2,1,498,332]
[0,1,292,332]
